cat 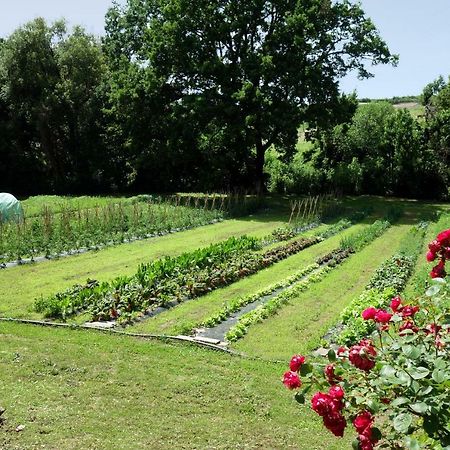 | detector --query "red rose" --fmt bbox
[374,309,392,323]
[282,371,301,390]
[323,413,347,437]
[401,305,419,318]
[427,251,437,262]
[328,385,344,400]
[431,260,446,279]
[289,354,306,372]
[353,411,373,434]
[358,434,375,450]
[429,239,441,253]
[399,320,419,334]
[437,229,450,247]
[362,307,378,320]
[390,295,402,313]
[444,247,450,260]
[311,392,332,416]
[348,340,377,372]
